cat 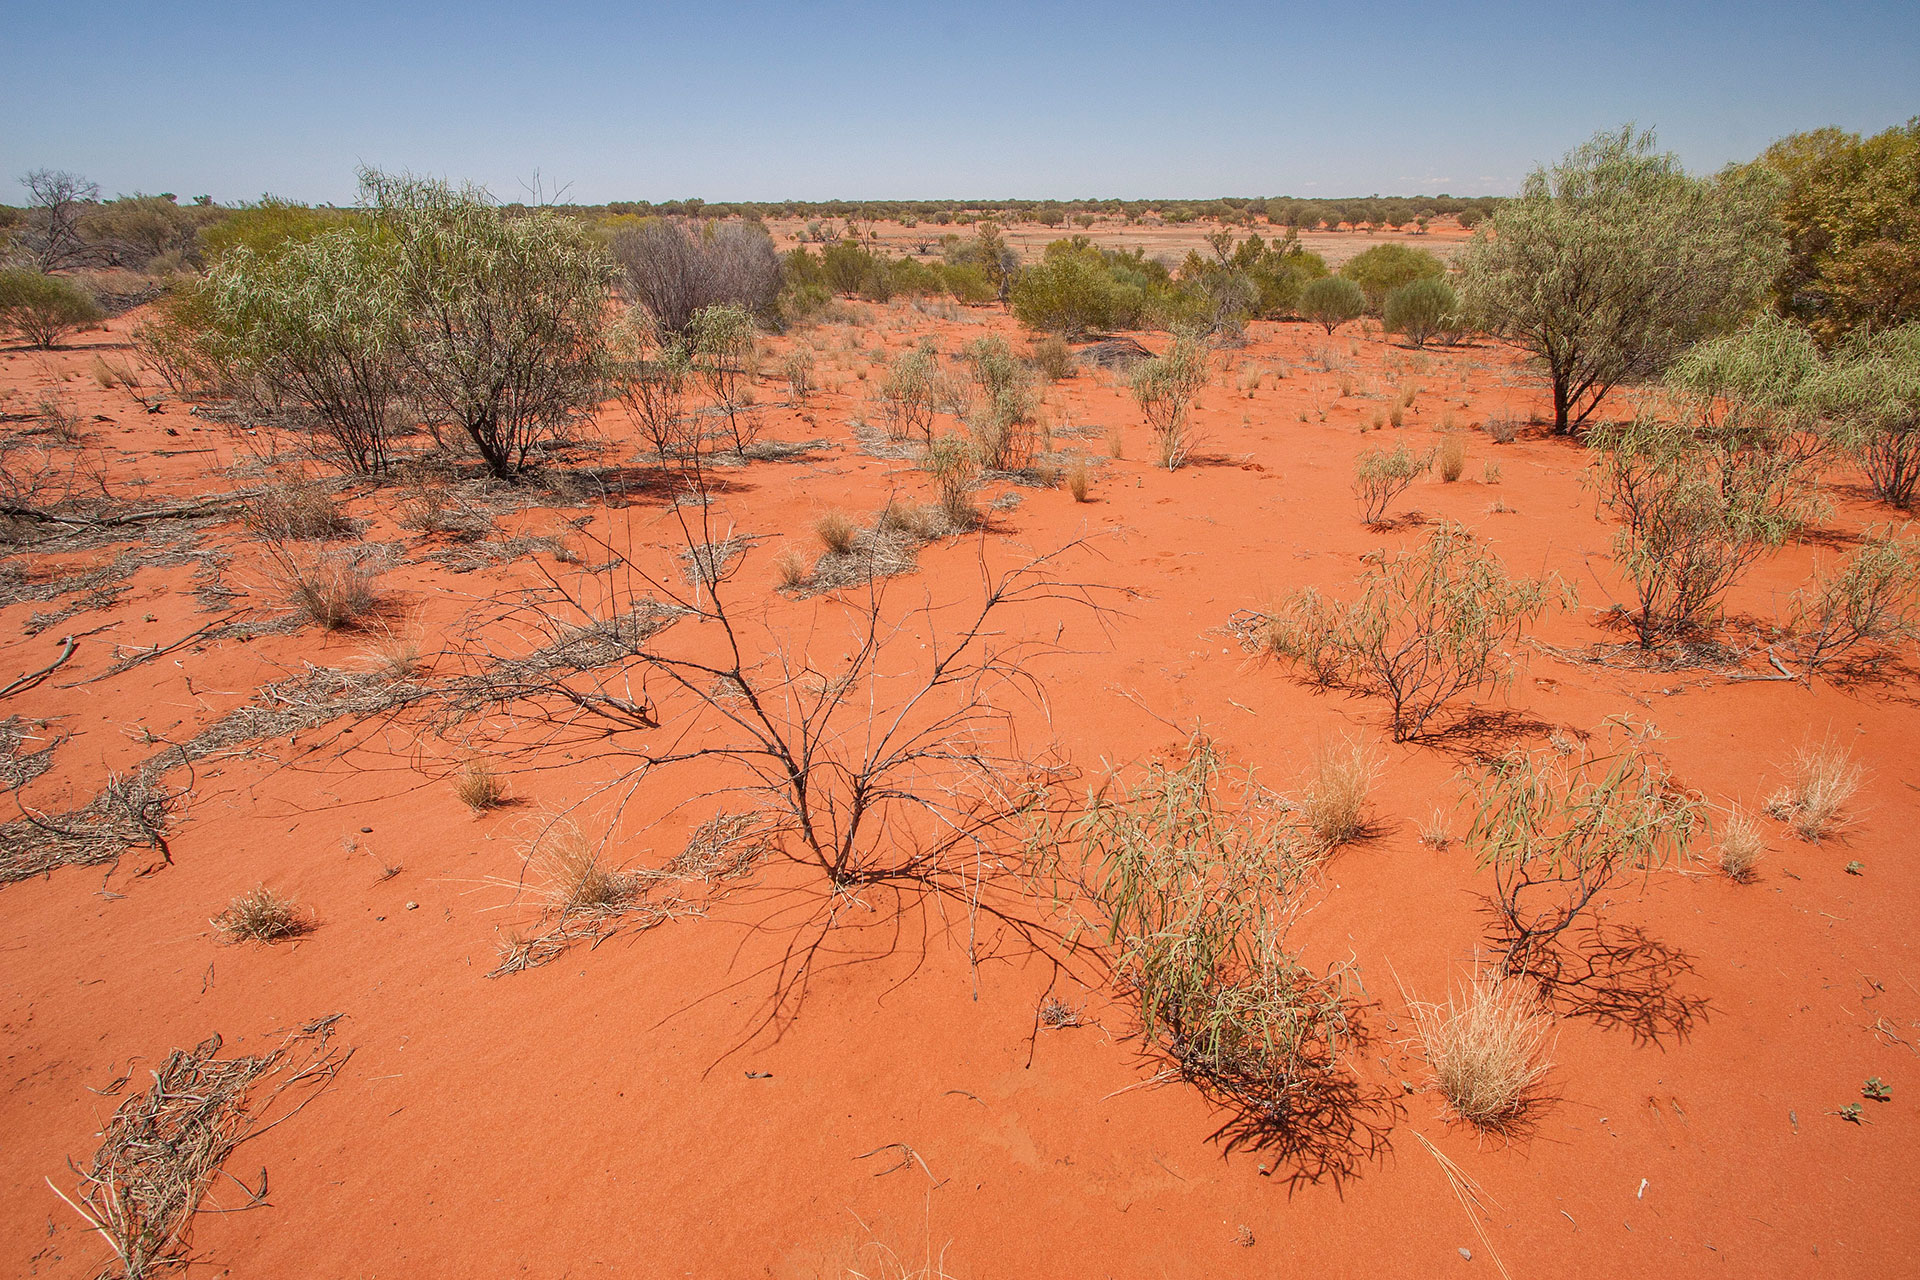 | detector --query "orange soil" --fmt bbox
[2,305,1916,1278]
